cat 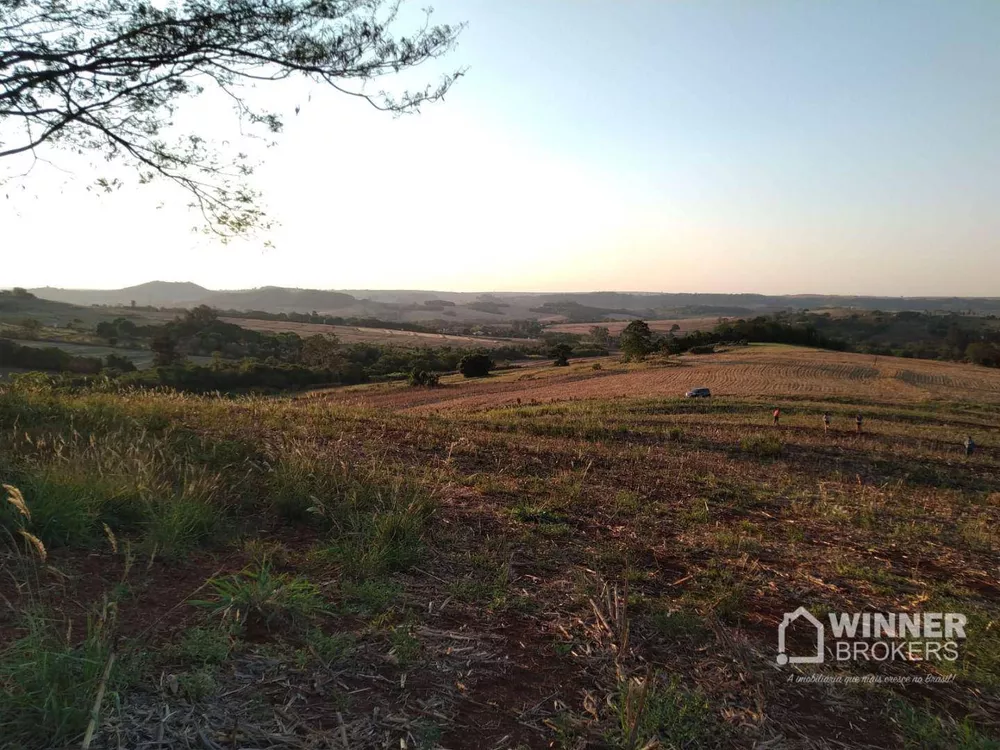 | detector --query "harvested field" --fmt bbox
[312,344,1000,414]
[2,343,999,748]
[546,316,727,336]
[223,317,533,349]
